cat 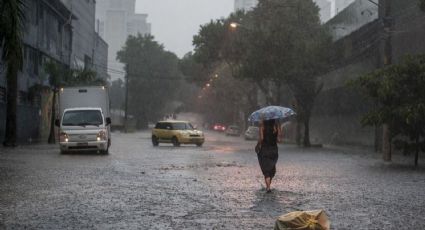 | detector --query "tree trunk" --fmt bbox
[296,120,302,146]
[303,110,311,147]
[415,136,419,167]
[48,89,56,144]
[3,64,18,147]
[382,124,391,161]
